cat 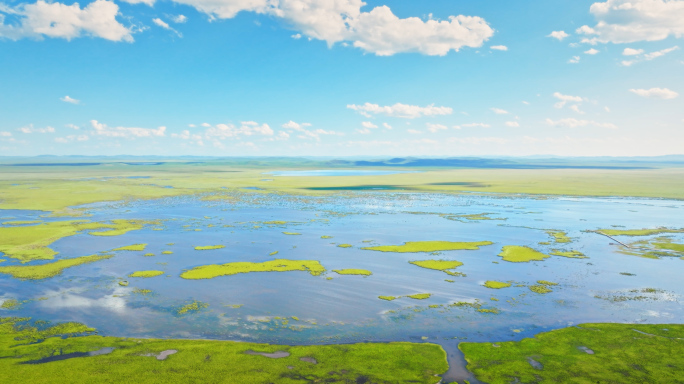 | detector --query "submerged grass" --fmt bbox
[362,241,493,253]
[460,323,684,384]
[498,246,550,263]
[0,316,448,383]
[180,259,326,280]
[0,254,113,280]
